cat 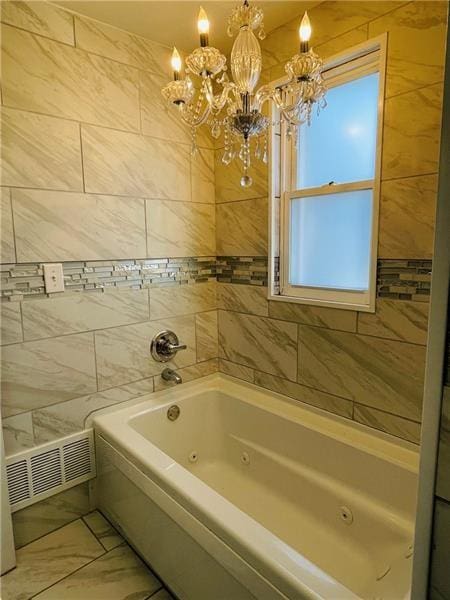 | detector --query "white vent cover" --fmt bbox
[6,430,96,512]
